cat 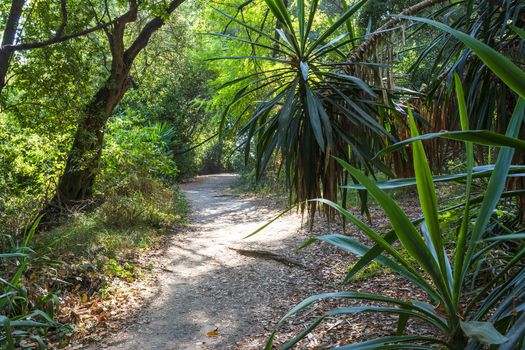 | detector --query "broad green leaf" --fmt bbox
[297,0,305,50]
[216,68,291,91]
[460,321,508,345]
[304,0,319,43]
[341,0,355,47]
[9,320,48,328]
[407,107,448,286]
[498,313,525,350]
[452,73,474,308]
[460,99,525,300]
[264,0,294,34]
[313,232,439,300]
[206,55,290,64]
[335,158,453,313]
[468,100,525,242]
[312,33,349,57]
[0,253,28,258]
[375,130,525,158]
[344,165,525,190]
[404,16,525,98]
[244,205,296,238]
[334,335,446,350]
[278,80,298,148]
[324,72,376,96]
[313,199,437,298]
[484,233,525,241]
[276,28,295,50]
[316,99,333,149]
[205,33,291,56]
[282,306,446,350]
[465,247,525,318]
[211,7,294,51]
[510,24,525,41]
[306,86,325,149]
[299,61,309,81]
